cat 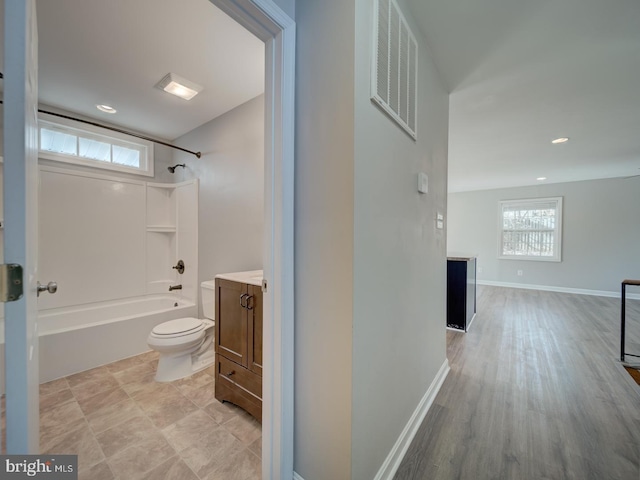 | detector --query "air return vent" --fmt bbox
[372,0,418,139]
